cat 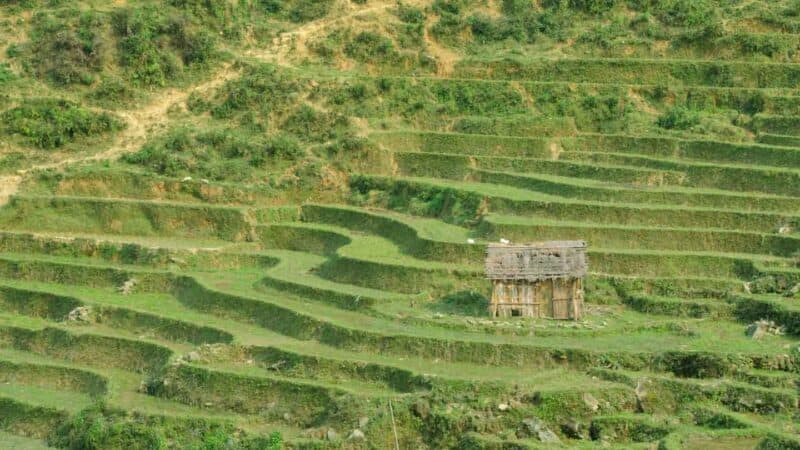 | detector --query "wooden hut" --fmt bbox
[484,241,587,319]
